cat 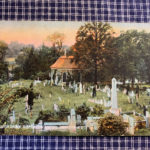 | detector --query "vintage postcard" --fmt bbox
[0,21,150,136]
